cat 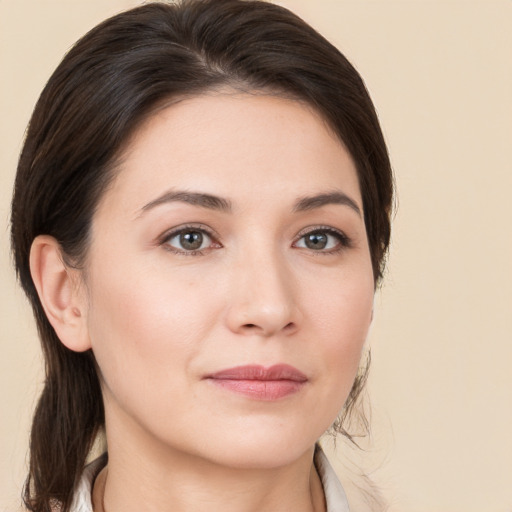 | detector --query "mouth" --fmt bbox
[205,364,308,401]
